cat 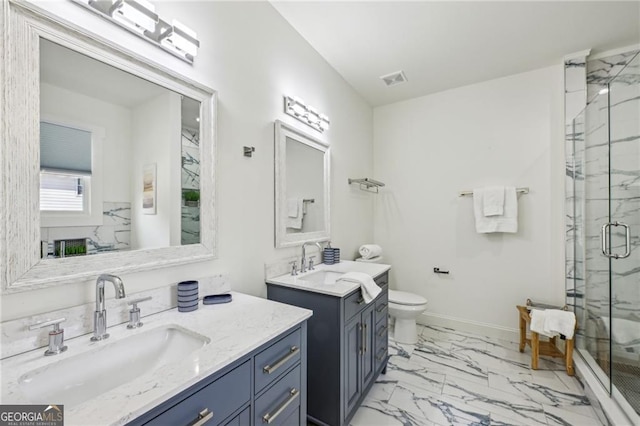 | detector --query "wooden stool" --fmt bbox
[517,304,576,376]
